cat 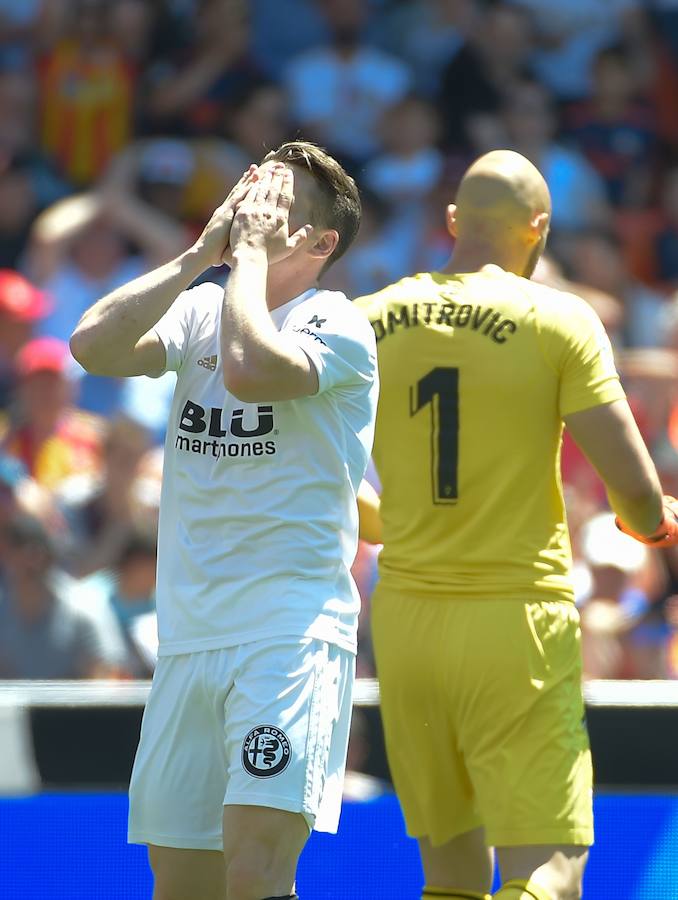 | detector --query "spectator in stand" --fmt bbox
[651,165,678,290]
[100,138,197,243]
[343,709,389,801]
[502,78,610,233]
[641,1,678,148]
[378,0,478,97]
[0,454,27,533]
[72,528,157,677]
[0,451,66,553]
[223,80,291,167]
[438,2,534,150]
[284,0,411,168]
[37,0,137,186]
[506,0,639,101]
[0,0,62,70]
[0,158,49,270]
[250,0,328,78]
[143,0,257,137]
[128,444,163,535]
[533,252,625,339]
[25,150,192,416]
[0,270,51,411]
[57,415,151,577]
[0,70,69,208]
[1,337,102,491]
[364,95,444,212]
[322,190,415,298]
[577,511,669,679]
[0,69,70,269]
[568,230,668,348]
[0,512,124,679]
[175,80,293,230]
[565,44,658,209]
[108,0,155,64]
